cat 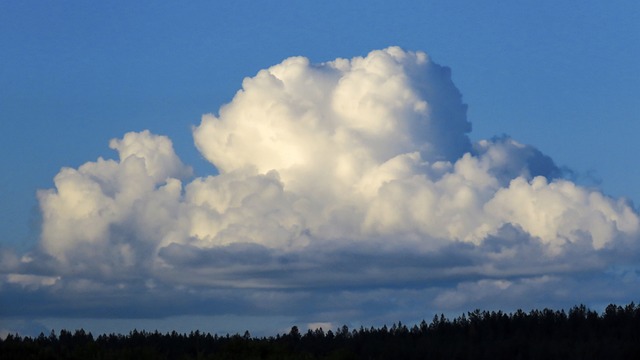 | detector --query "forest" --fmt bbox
[2,302,640,359]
